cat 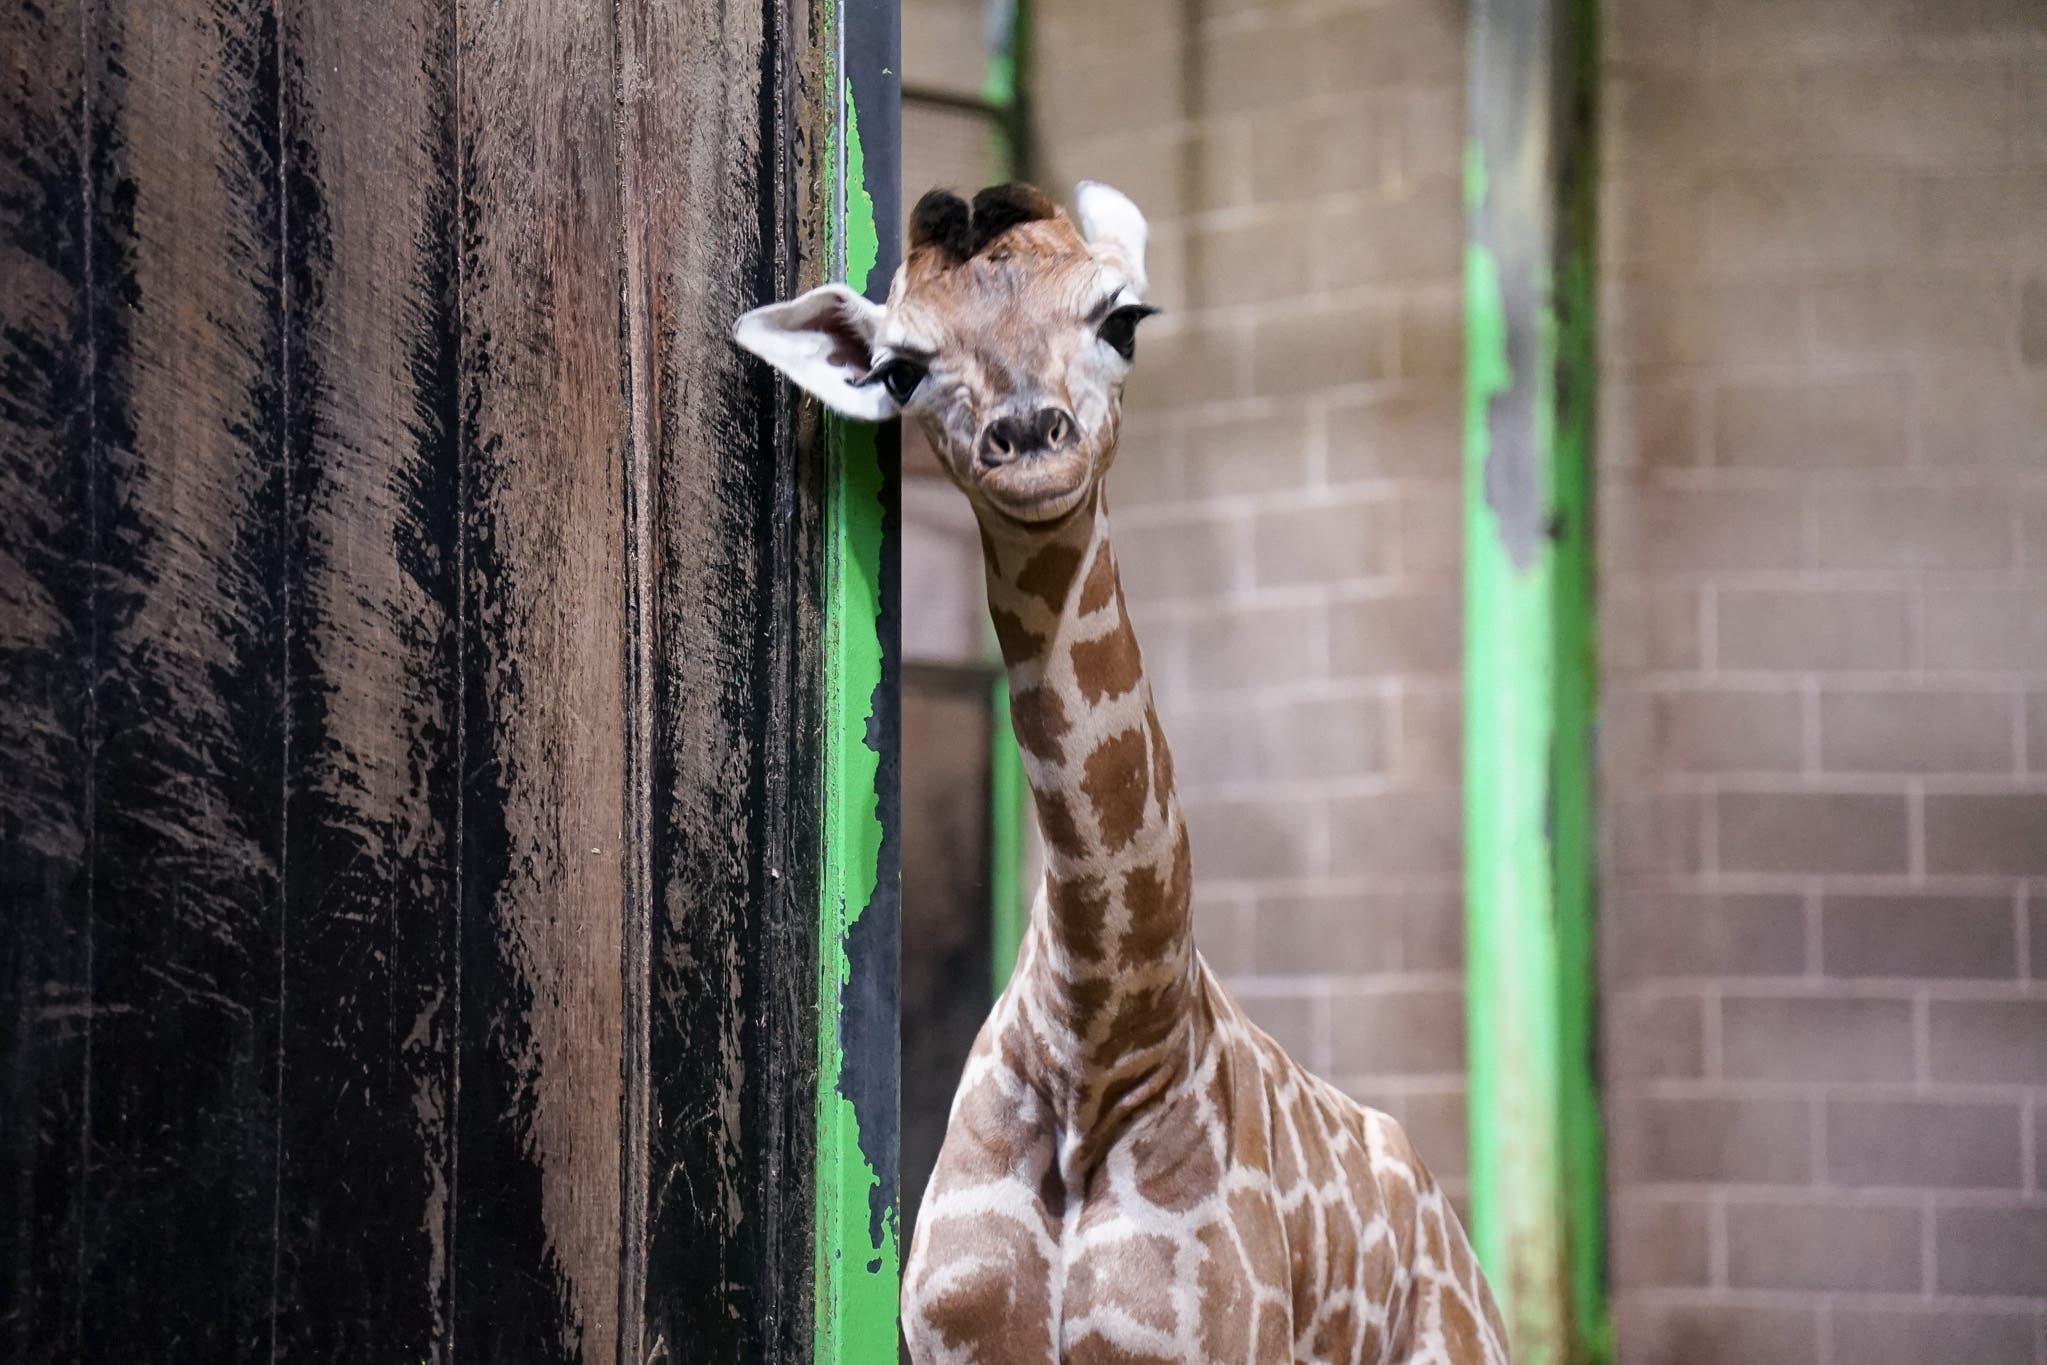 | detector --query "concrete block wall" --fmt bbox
[1033,0,1476,1203]
[1600,0,2047,1359]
